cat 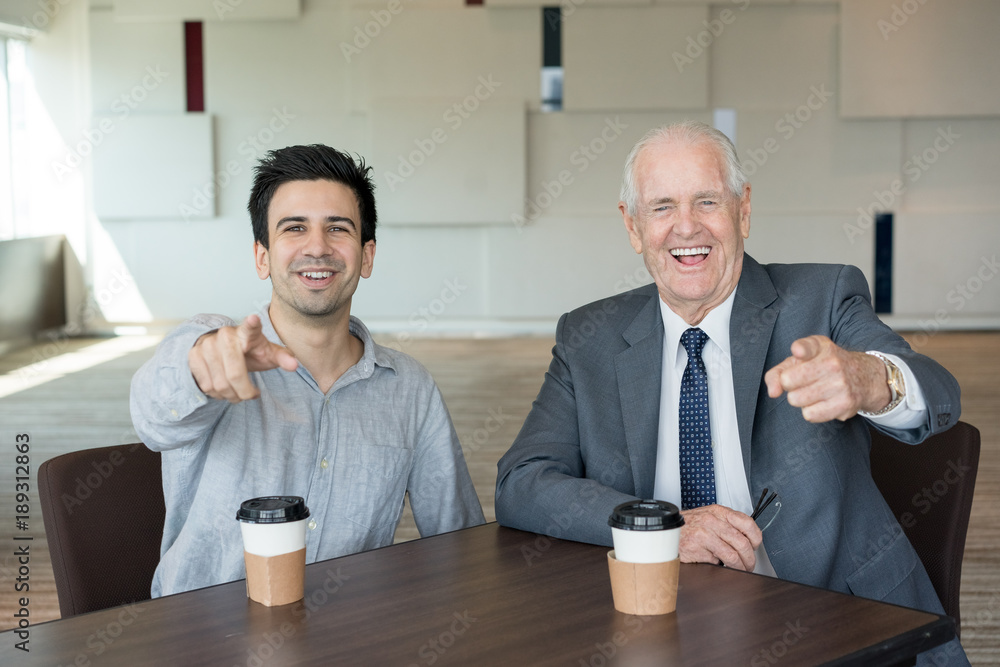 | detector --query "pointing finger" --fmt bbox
[254,341,298,373]
[218,334,259,401]
[790,336,824,361]
[764,357,797,398]
[272,345,299,372]
[237,314,263,352]
[238,313,261,333]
